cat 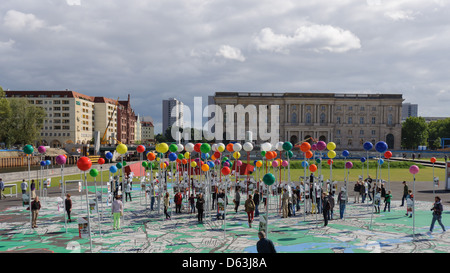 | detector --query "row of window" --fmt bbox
[41,132,70,137]
[290,114,394,125]
[335,138,378,146]
[336,129,377,136]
